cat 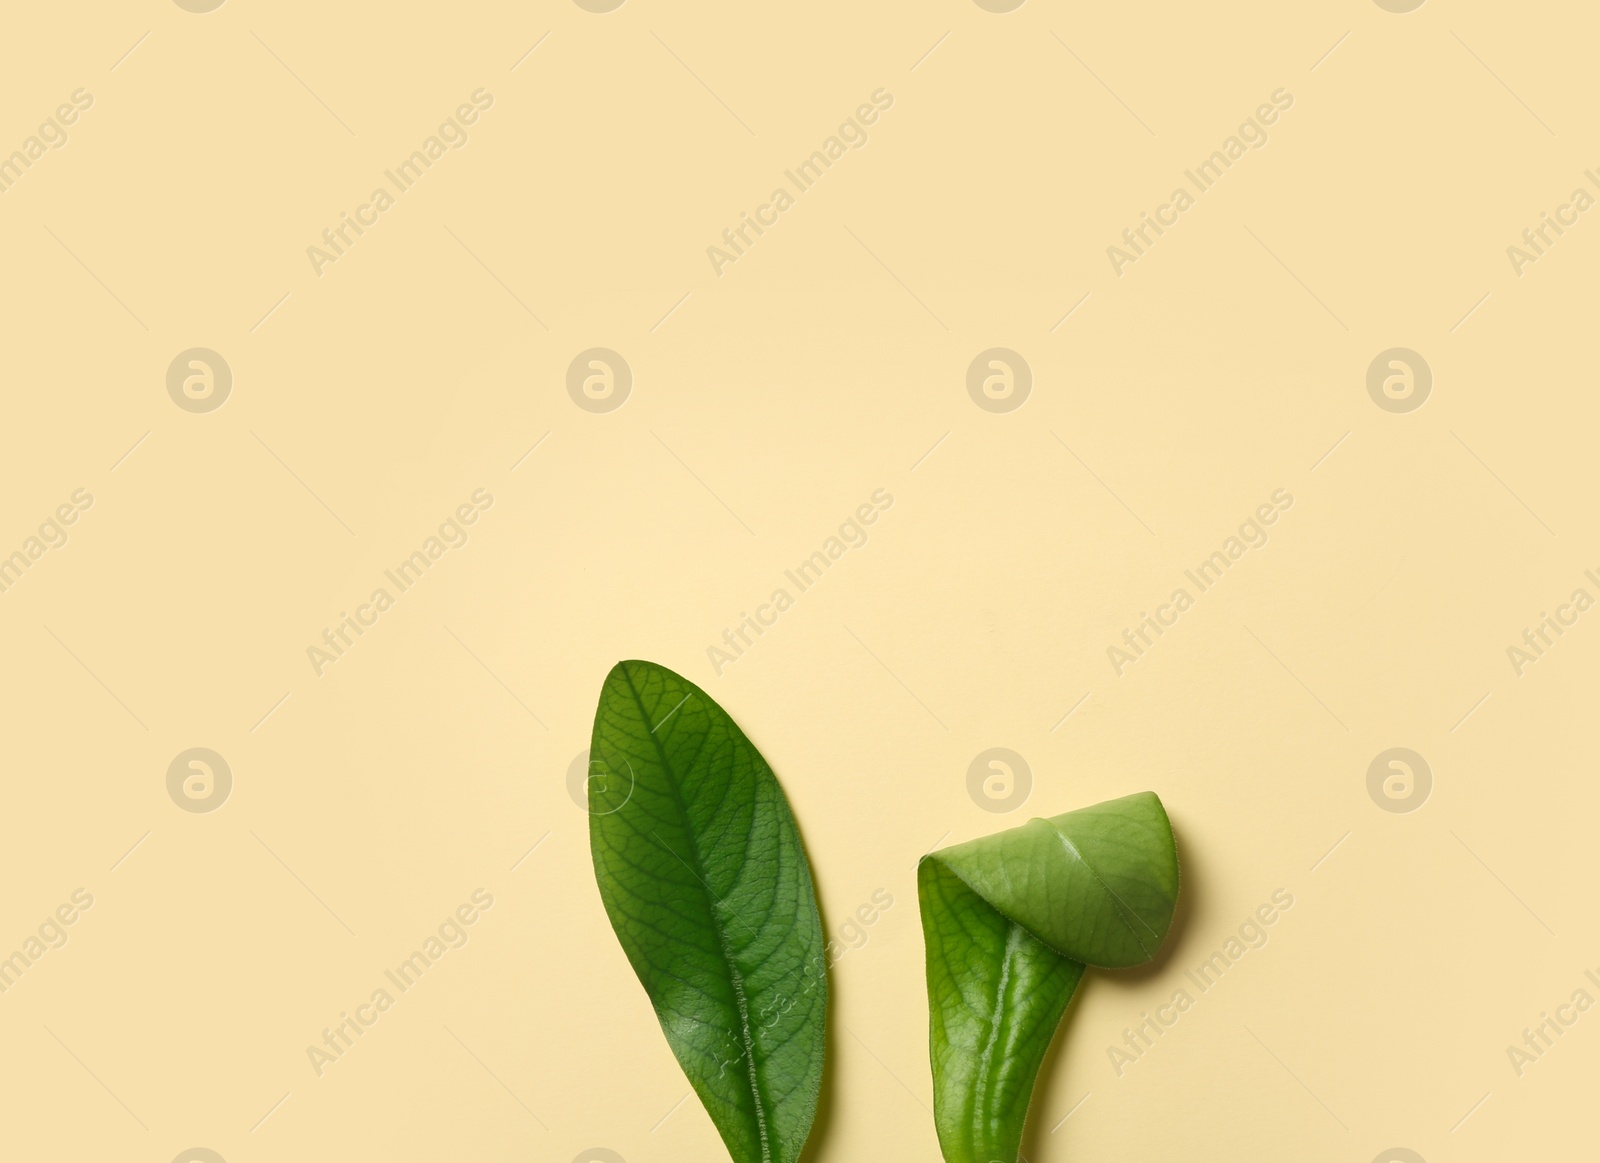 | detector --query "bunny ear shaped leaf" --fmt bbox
[918,791,1179,1163]
[588,660,827,1163]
